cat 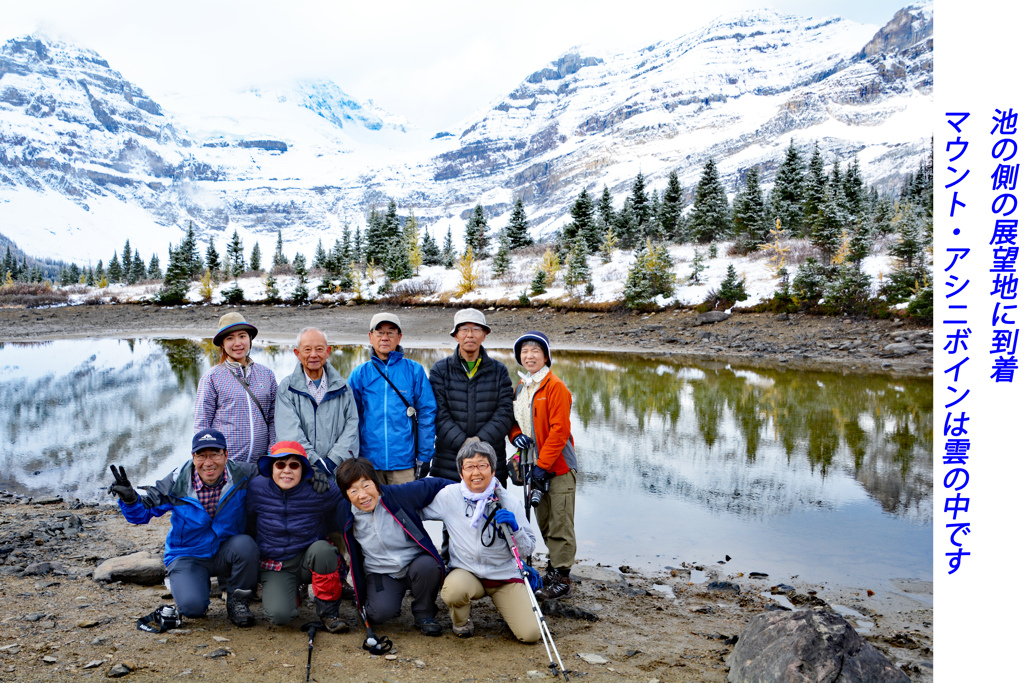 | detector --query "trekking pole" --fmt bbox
[359,607,393,655]
[498,522,570,681]
[301,622,320,683]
